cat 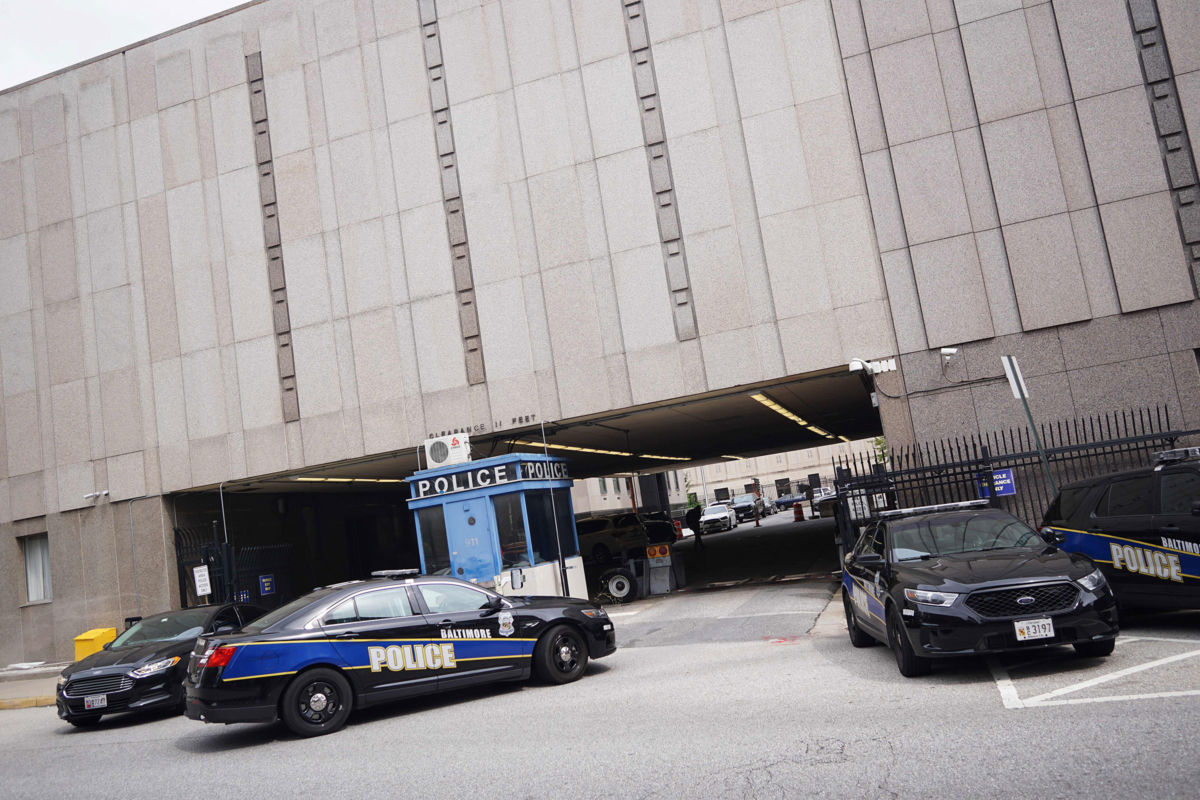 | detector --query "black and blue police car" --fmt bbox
[184,571,616,736]
[841,500,1118,677]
